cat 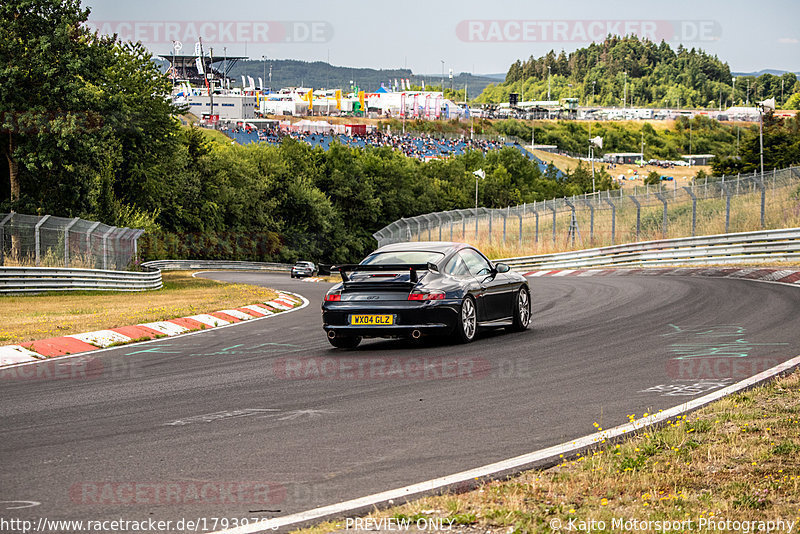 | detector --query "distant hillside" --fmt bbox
[477,36,800,108]
[732,69,800,77]
[154,57,498,95]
